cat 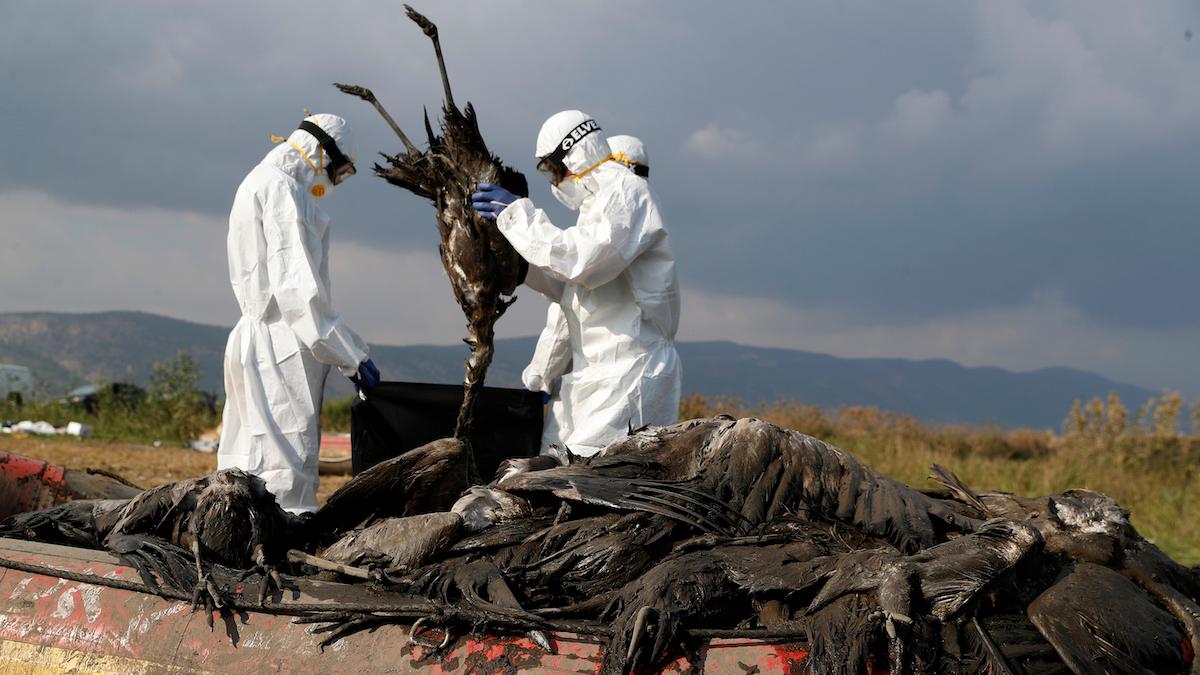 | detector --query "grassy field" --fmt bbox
[4,385,1197,564]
